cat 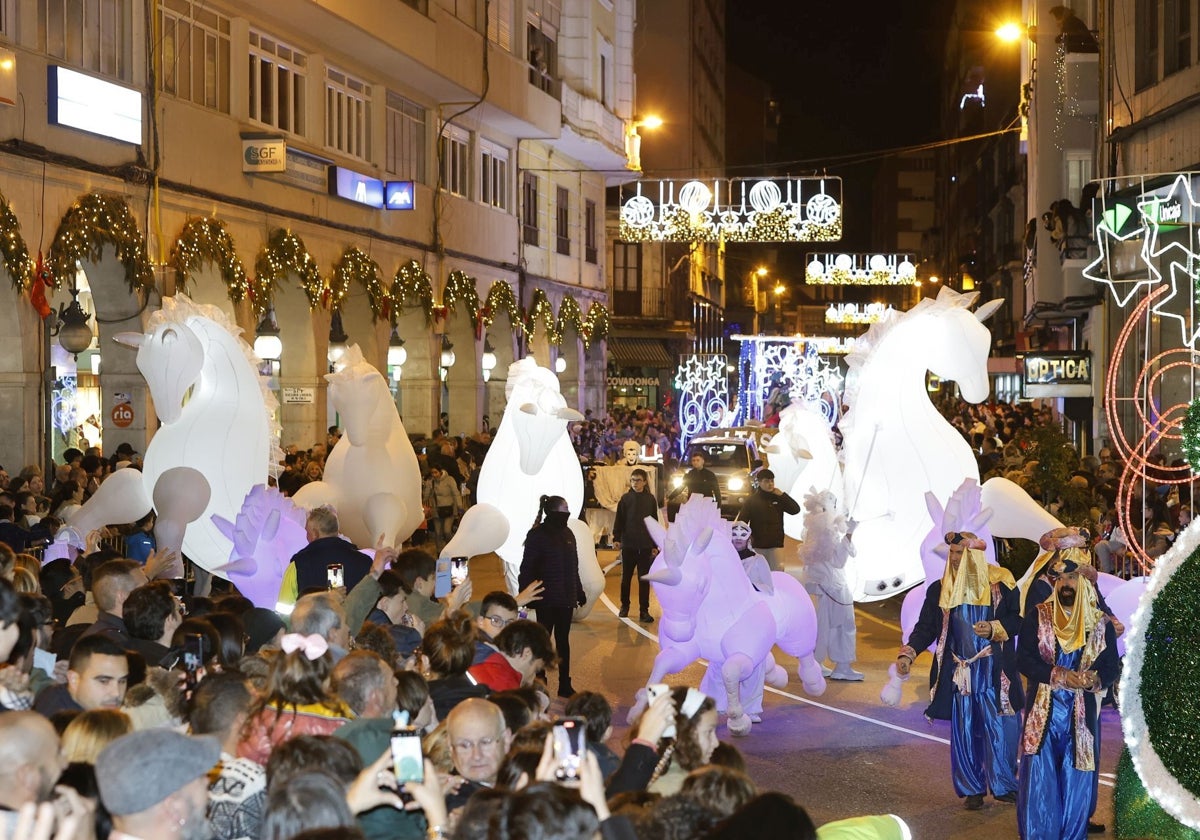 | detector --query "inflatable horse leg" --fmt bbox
[625,641,701,725]
[363,493,406,548]
[722,652,757,737]
[152,467,211,581]
[764,652,788,689]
